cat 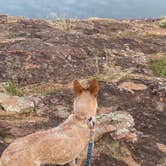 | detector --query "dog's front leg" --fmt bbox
[76,157,87,166]
[69,159,77,166]
[76,145,88,166]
